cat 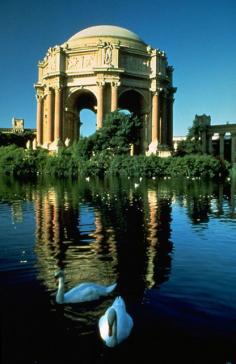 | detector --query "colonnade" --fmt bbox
[201,129,236,163]
[36,82,175,152]
[36,86,63,146]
